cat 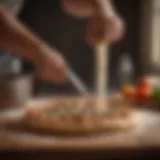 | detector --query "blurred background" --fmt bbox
[0,0,159,107]
[17,0,142,95]
[1,0,158,96]
[1,0,160,159]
